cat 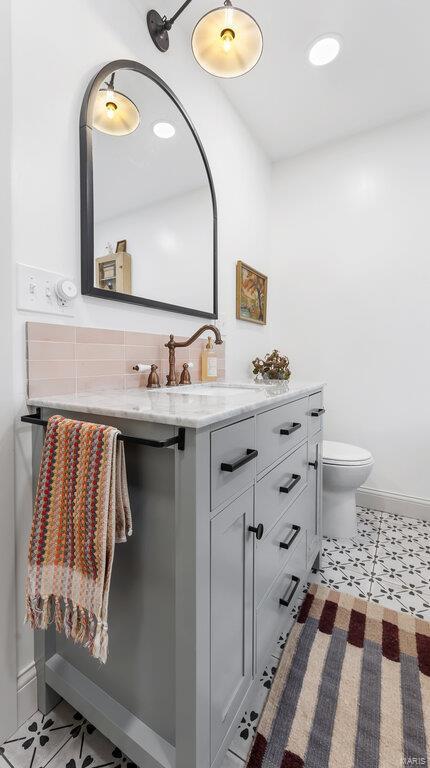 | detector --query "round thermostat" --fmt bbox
[56,279,78,302]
